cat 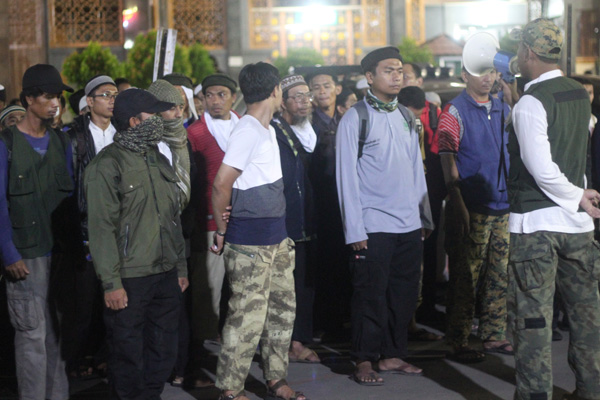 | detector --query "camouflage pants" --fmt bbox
[445,209,509,347]
[216,238,296,394]
[508,231,600,400]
